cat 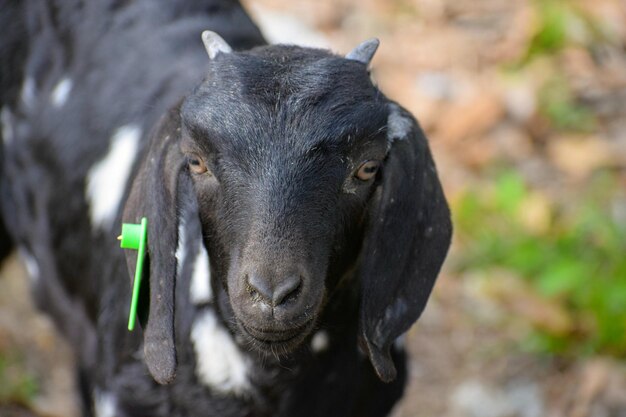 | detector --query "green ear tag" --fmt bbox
[119,217,148,331]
